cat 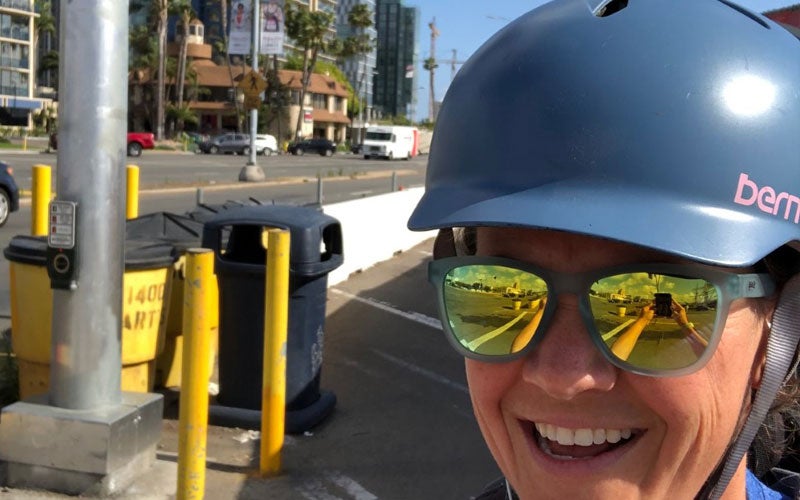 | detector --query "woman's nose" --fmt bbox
[522,296,617,399]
